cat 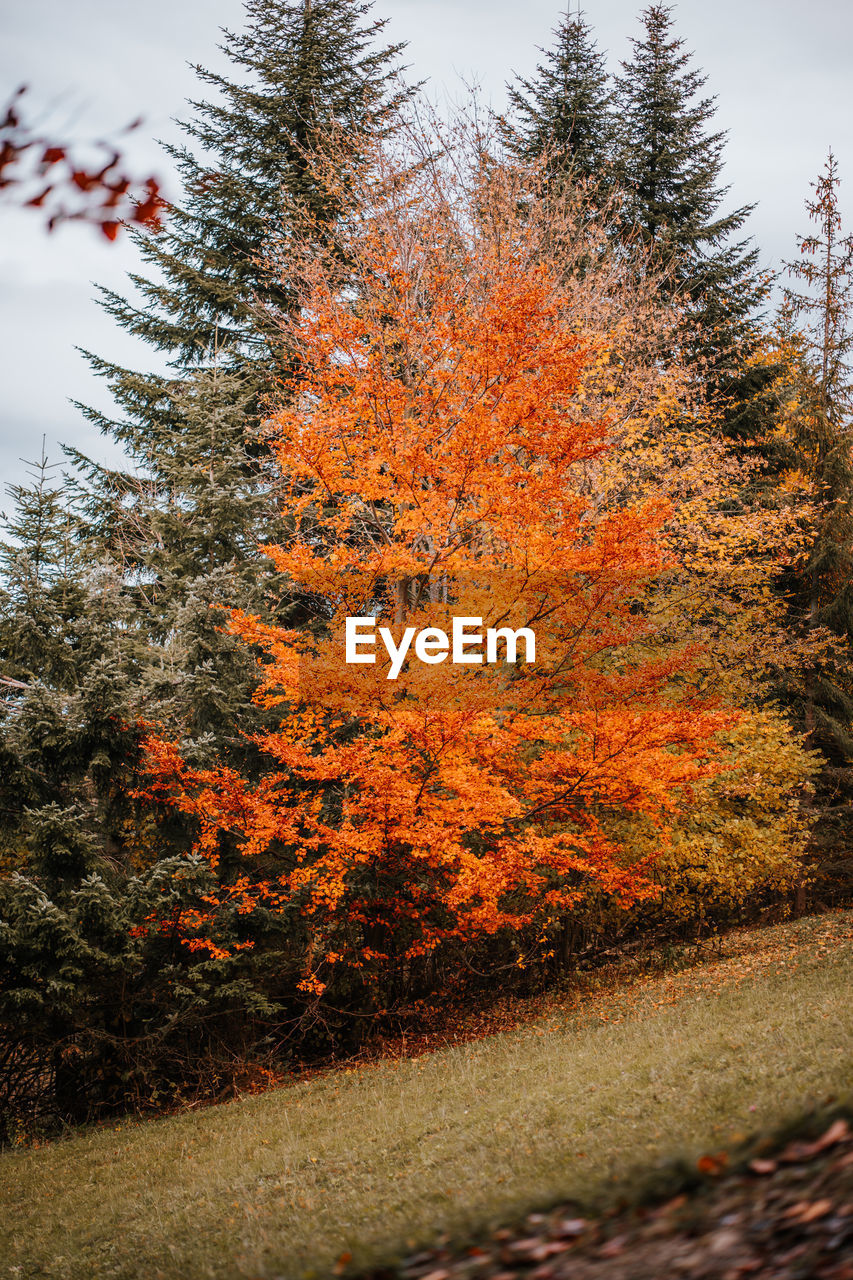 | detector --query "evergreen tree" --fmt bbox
[614,3,766,416]
[0,6,416,1130]
[780,153,853,764]
[71,0,412,558]
[614,3,749,279]
[750,152,853,908]
[0,844,288,1135]
[505,7,614,186]
[88,0,409,371]
[64,0,413,769]
[0,453,146,874]
[2,0,414,897]
[0,452,303,1133]
[101,364,290,770]
[0,450,86,690]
